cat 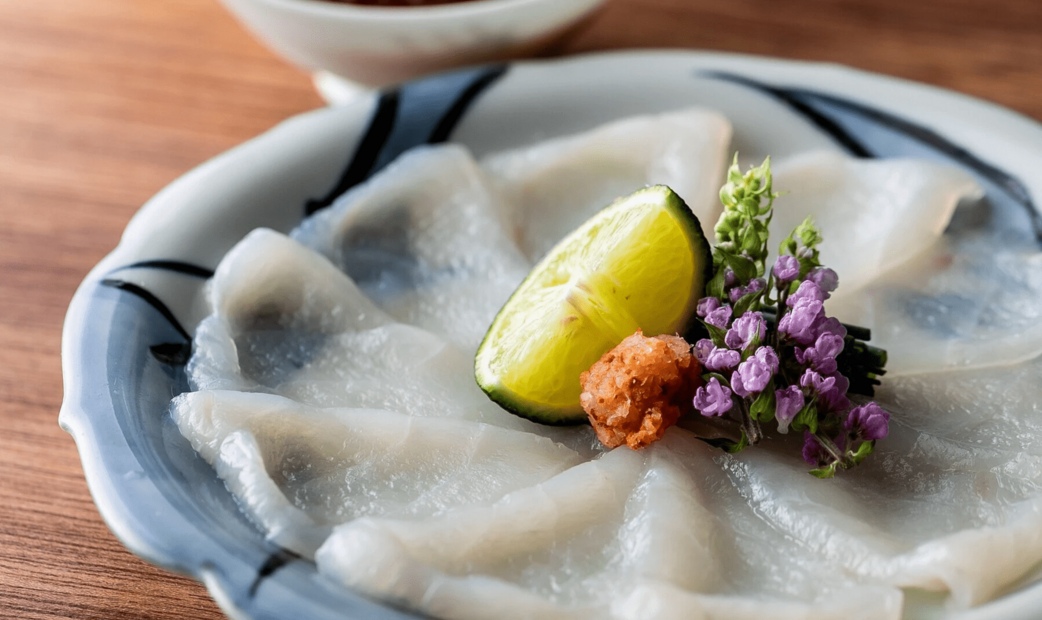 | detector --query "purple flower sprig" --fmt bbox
[802,402,890,478]
[689,156,890,478]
